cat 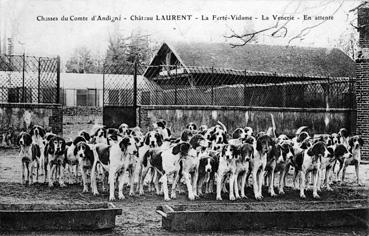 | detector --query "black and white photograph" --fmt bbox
[0,0,368,235]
